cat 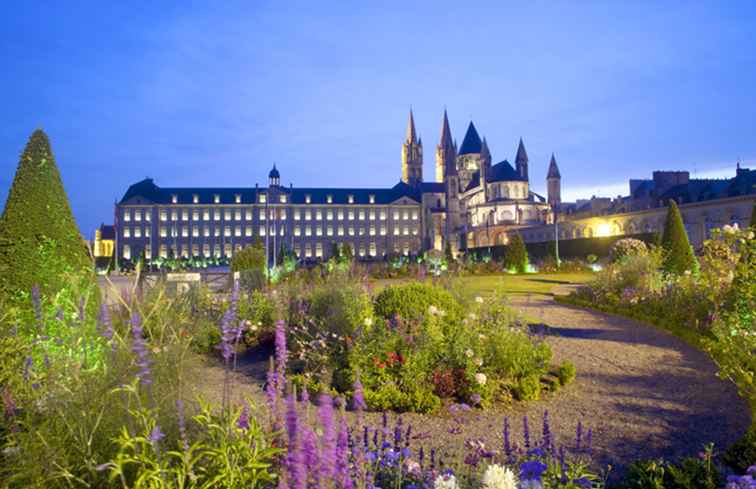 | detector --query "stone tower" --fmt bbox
[401,109,423,186]
[435,110,455,182]
[547,153,561,206]
[515,138,529,181]
[480,137,491,201]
